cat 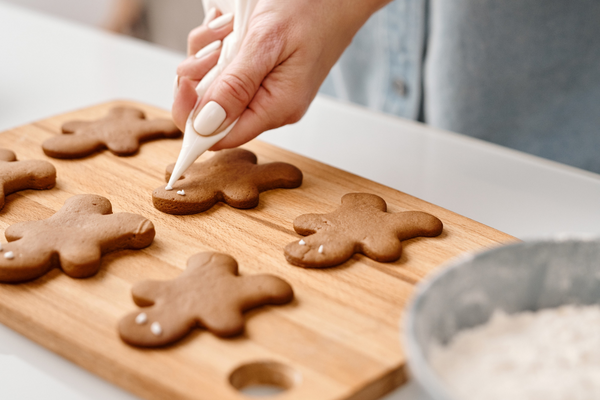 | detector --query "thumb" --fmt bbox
[190,35,280,137]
